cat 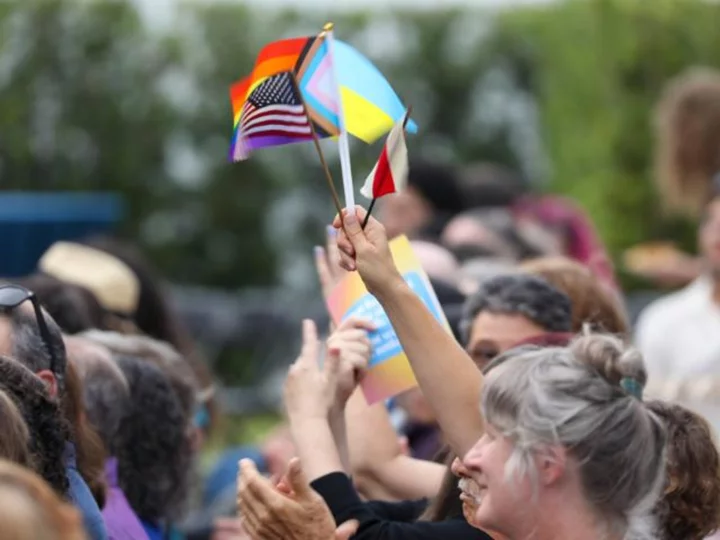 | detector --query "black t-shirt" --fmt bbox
[310,472,492,540]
